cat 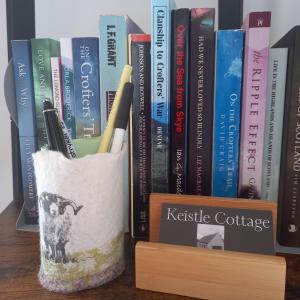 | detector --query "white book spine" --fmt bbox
[261,48,288,201]
[50,57,63,119]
